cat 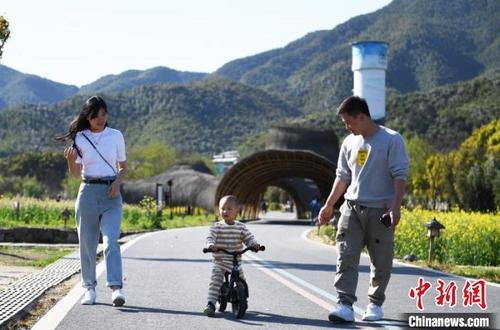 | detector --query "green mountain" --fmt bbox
[213,0,500,114]
[1,0,499,159]
[0,65,207,109]
[3,70,496,159]
[287,71,500,152]
[79,66,207,94]
[387,70,500,151]
[0,65,78,109]
[0,79,299,157]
